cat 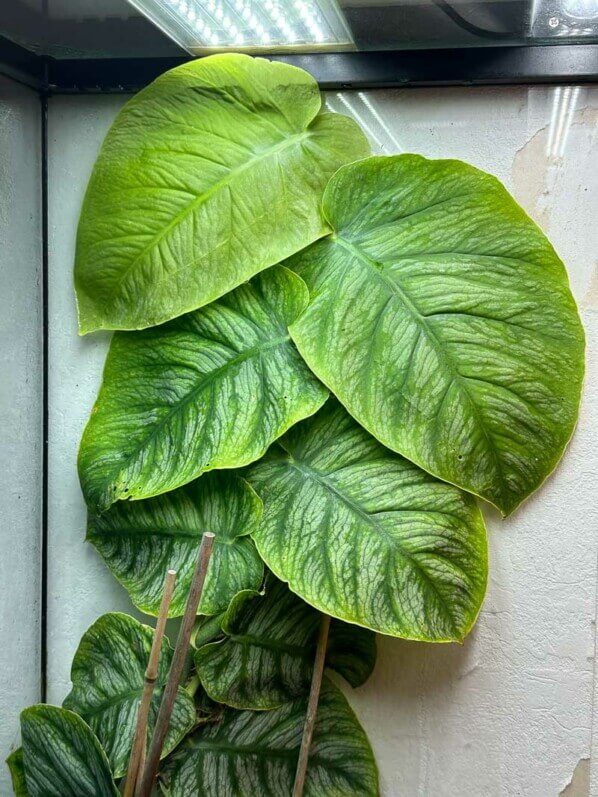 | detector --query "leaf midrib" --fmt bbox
[67,684,158,718]
[187,738,319,763]
[109,131,310,298]
[332,234,505,491]
[110,334,290,494]
[282,453,461,636]
[227,633,312,659]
